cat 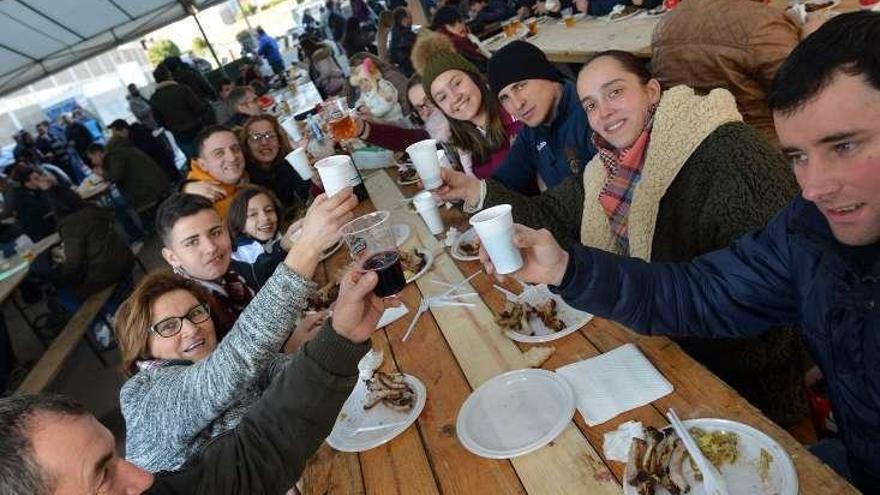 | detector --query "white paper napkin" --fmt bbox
[376,304,409,329]
[555,343,673,426]
[603,420,645,462]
